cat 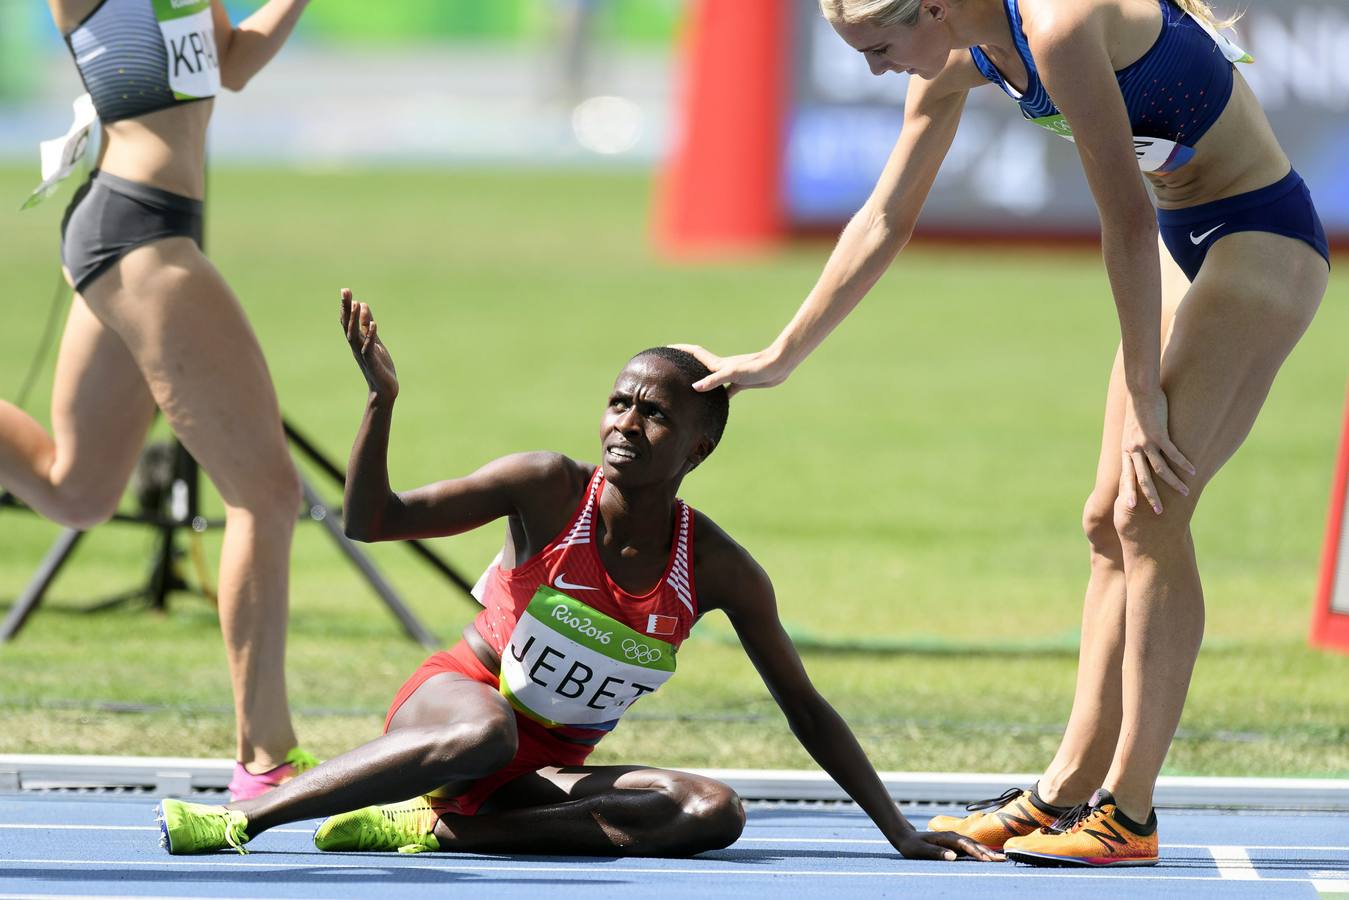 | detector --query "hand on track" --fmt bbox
[896,830,1004,862]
